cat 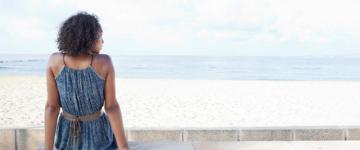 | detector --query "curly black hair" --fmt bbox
[57,12,102,56]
